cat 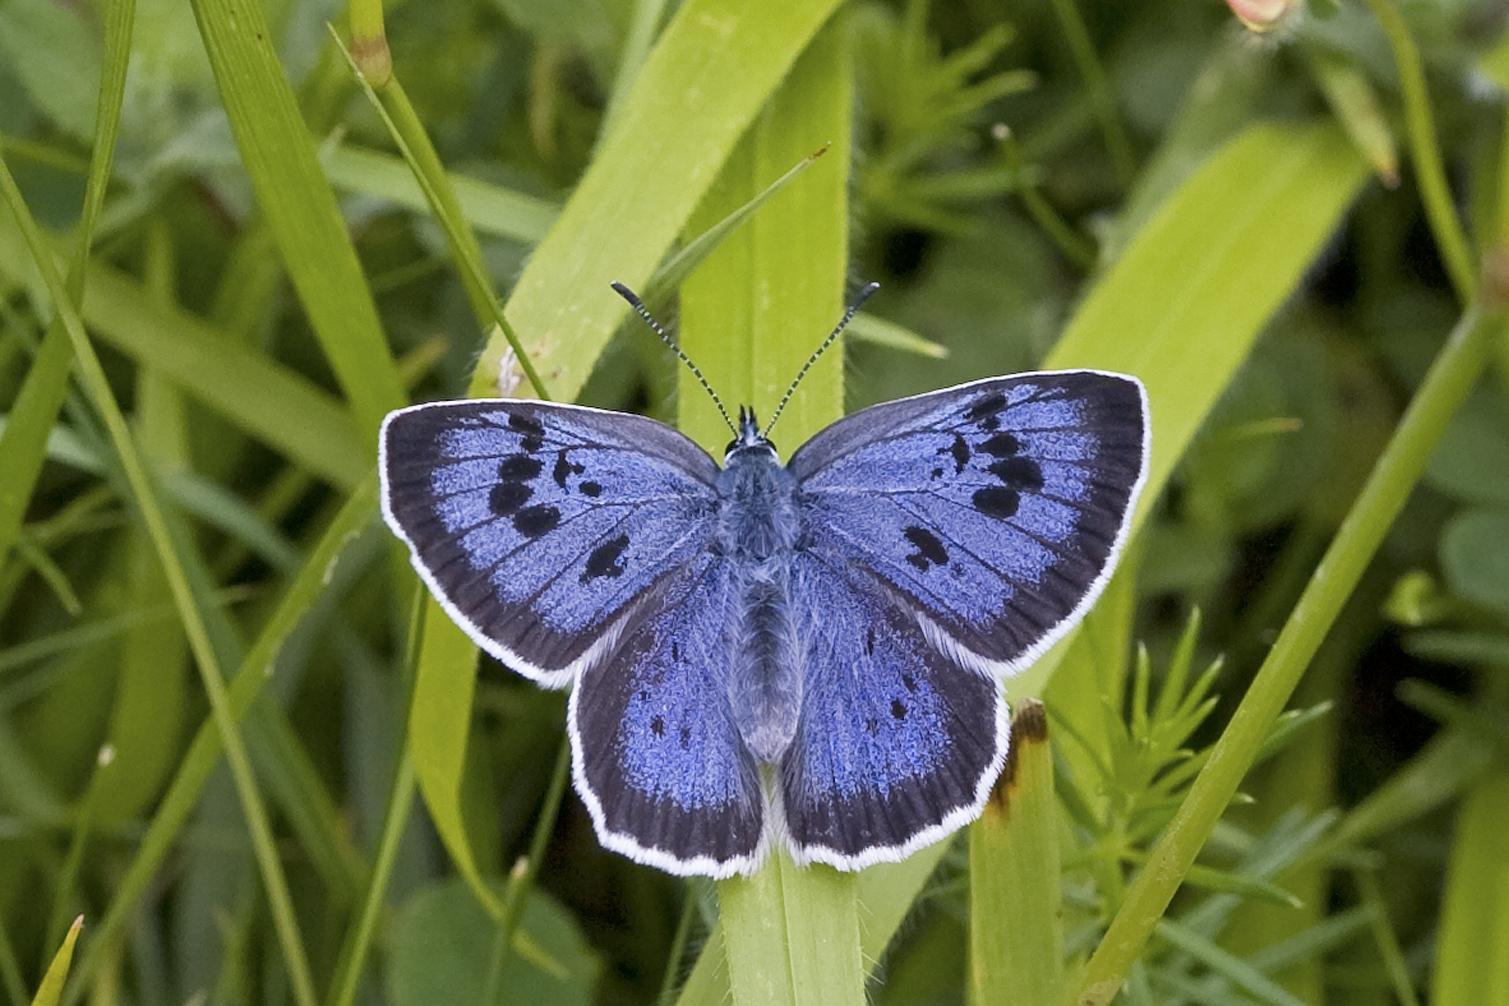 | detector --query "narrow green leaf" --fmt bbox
[968,701,1063,1006]
[0,236,367,486]
[323,144,558,244]
[188,0,406,438]
[1431,771,1509,1005]
[1154,920,1305,1006]
[0,0,134,574]
[28,915,81,1006]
